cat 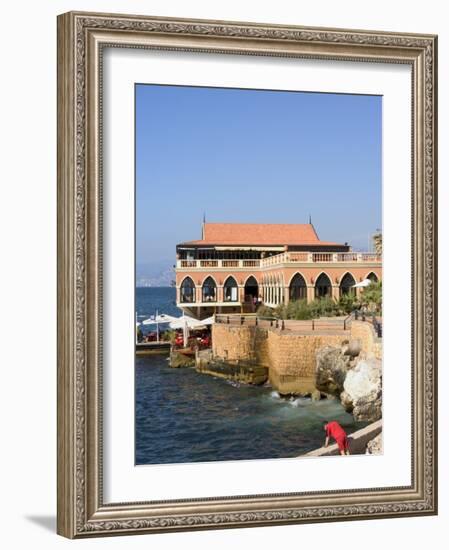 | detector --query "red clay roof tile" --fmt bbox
[180,223,342,246]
